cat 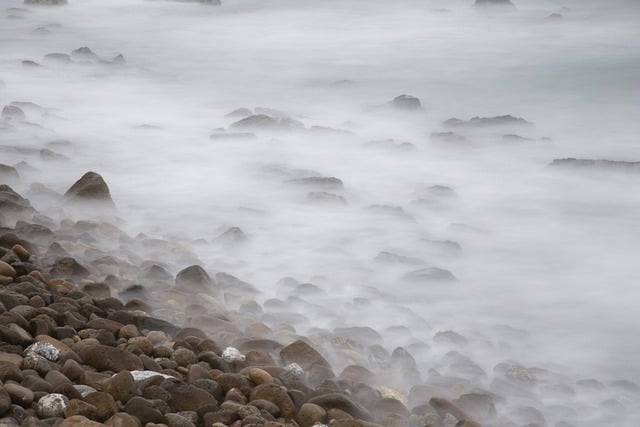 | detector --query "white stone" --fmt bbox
[25,341,60,362]
[284,362,304,378]
[129,370,176,382]
[36,393,69,418]
[73,385,97,397]
[221,346,245,363]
